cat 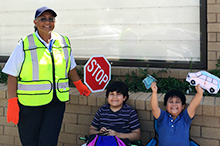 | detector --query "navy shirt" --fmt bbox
[91,103,140,133]
[156,109,193,146]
